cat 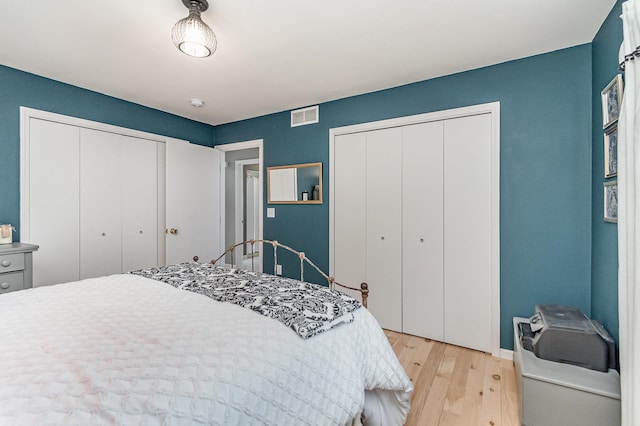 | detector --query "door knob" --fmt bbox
[0,282,9,289]
[169,228,178,235]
